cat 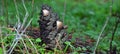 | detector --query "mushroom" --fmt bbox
[56,20,63,30]
[42,9,49,16]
